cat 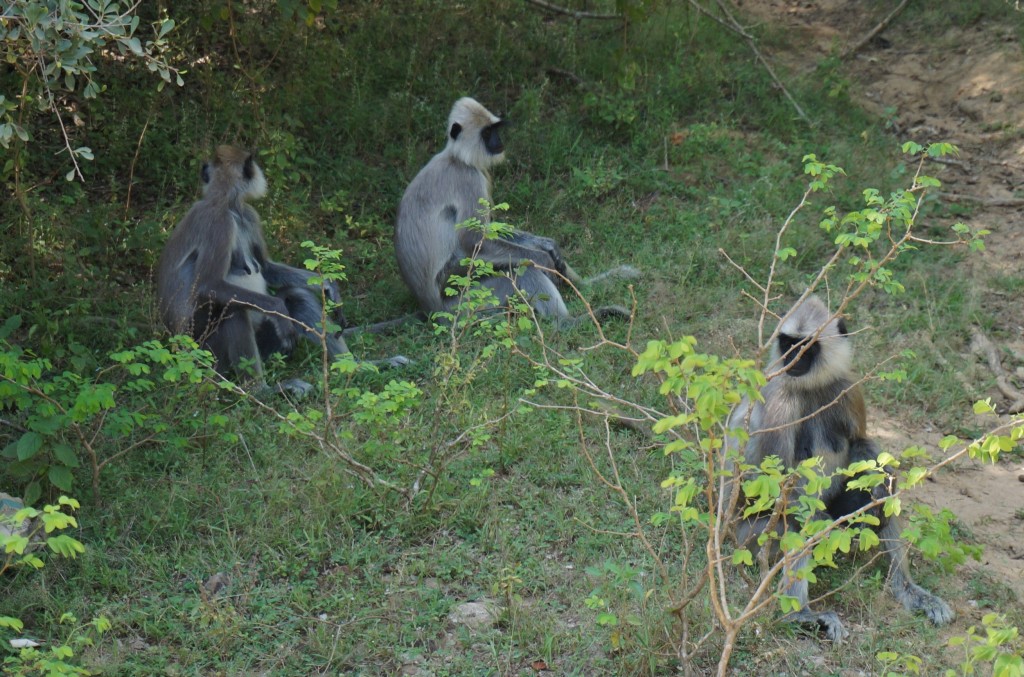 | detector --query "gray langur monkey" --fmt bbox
[727,296,953,641]
[157,146,407,396]
[395,97,638,325]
